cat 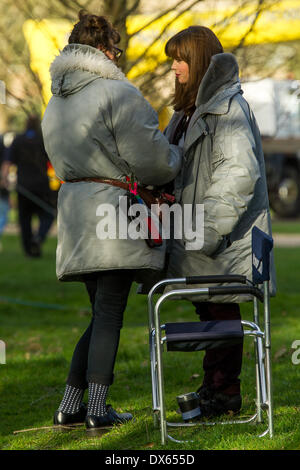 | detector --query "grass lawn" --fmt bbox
[0,233,300,451]
[272,219,300,234]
